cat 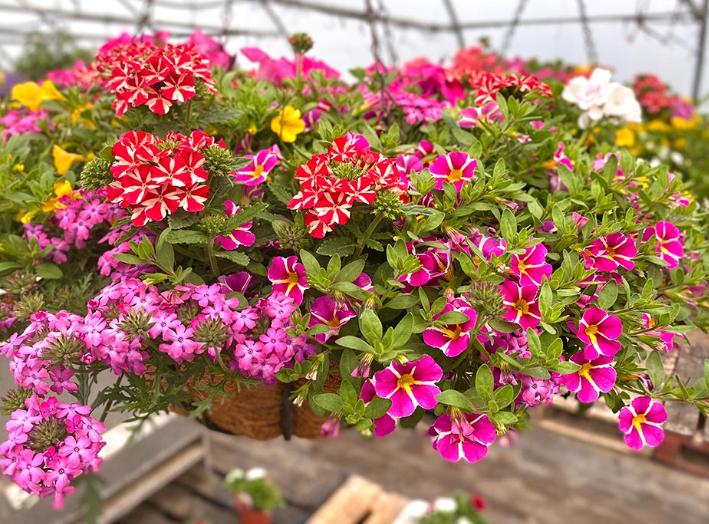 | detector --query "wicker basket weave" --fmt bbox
[184,370,341,440]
